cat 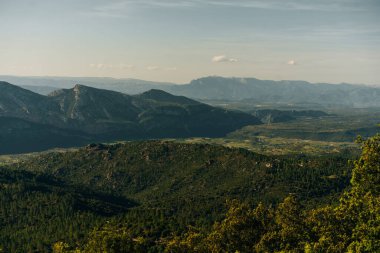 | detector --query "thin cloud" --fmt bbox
[119,64,135,70]
[145,66,177,71]
[202,0,364,12]
[82,1,130,18]
[83,0,197,18]
[95,0,362,11]
[89,63,107,69]
[84,0,365,19]
[146,66,160,71]
[287,60,297,65]
[90,63,135,70]
[138,0,196,8]
[165,67,178,71]
[212,55,238,63]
